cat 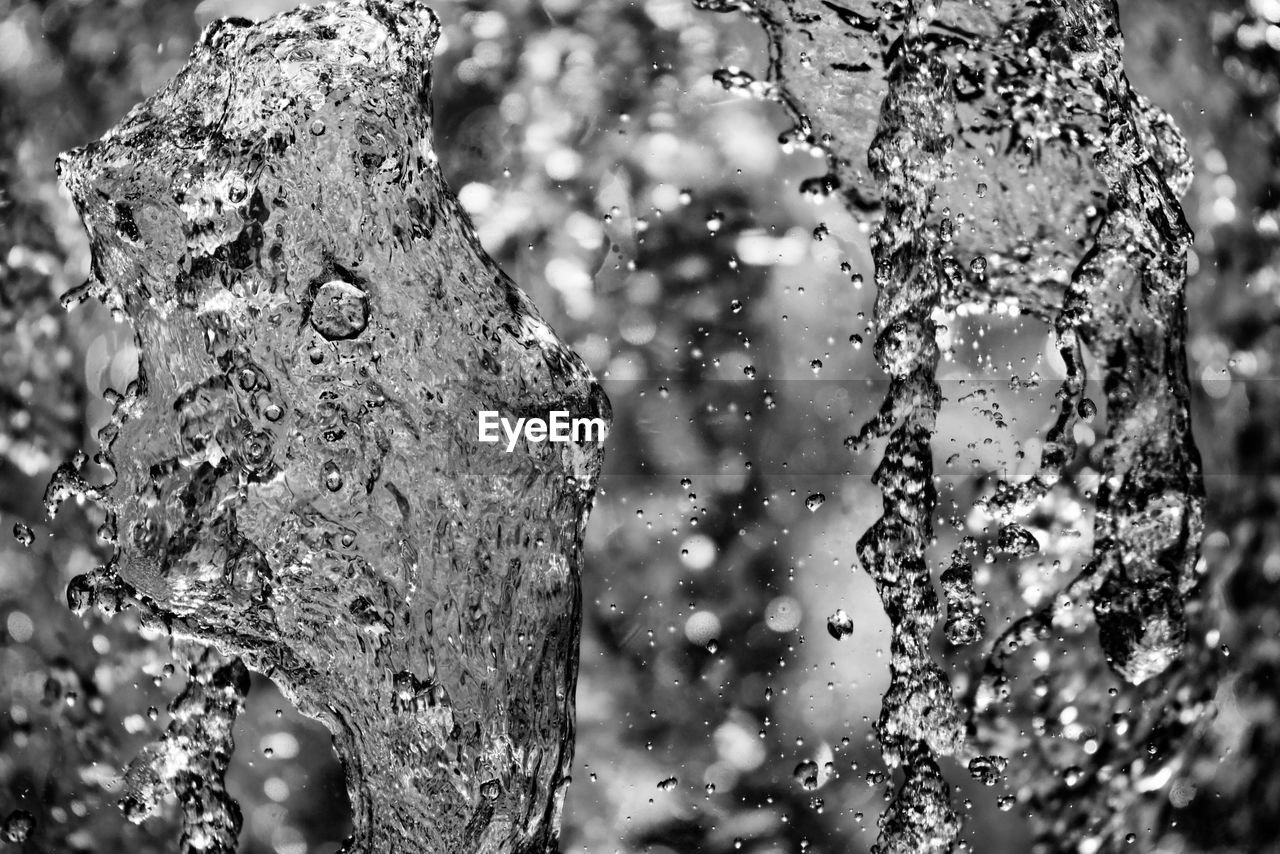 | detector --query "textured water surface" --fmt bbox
[697,1,1205,851]
[52,2,608,851]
